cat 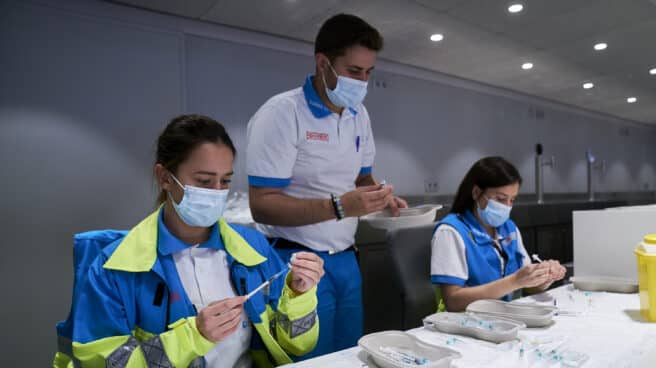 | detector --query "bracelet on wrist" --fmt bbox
[330,193,345,220]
